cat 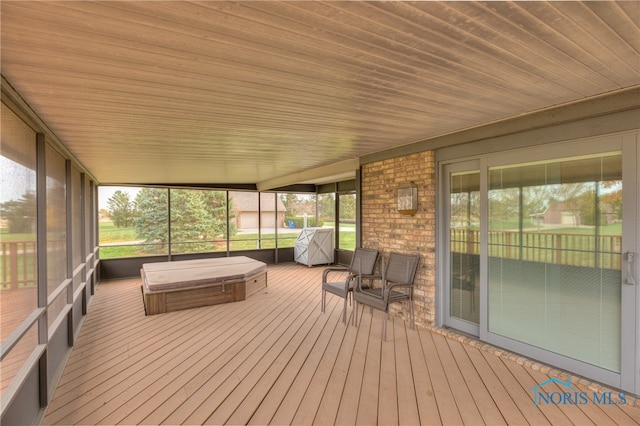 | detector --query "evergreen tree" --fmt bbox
[106,190,134,227]
[133,188,236,253]
[133,188,169,249]
[170,189,214,251]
